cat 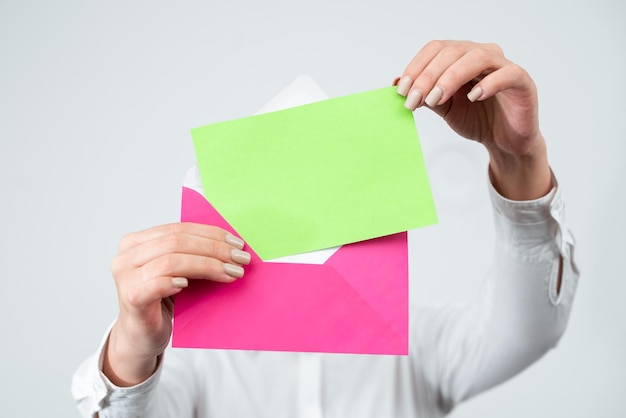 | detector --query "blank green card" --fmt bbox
[192,86,437,260]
